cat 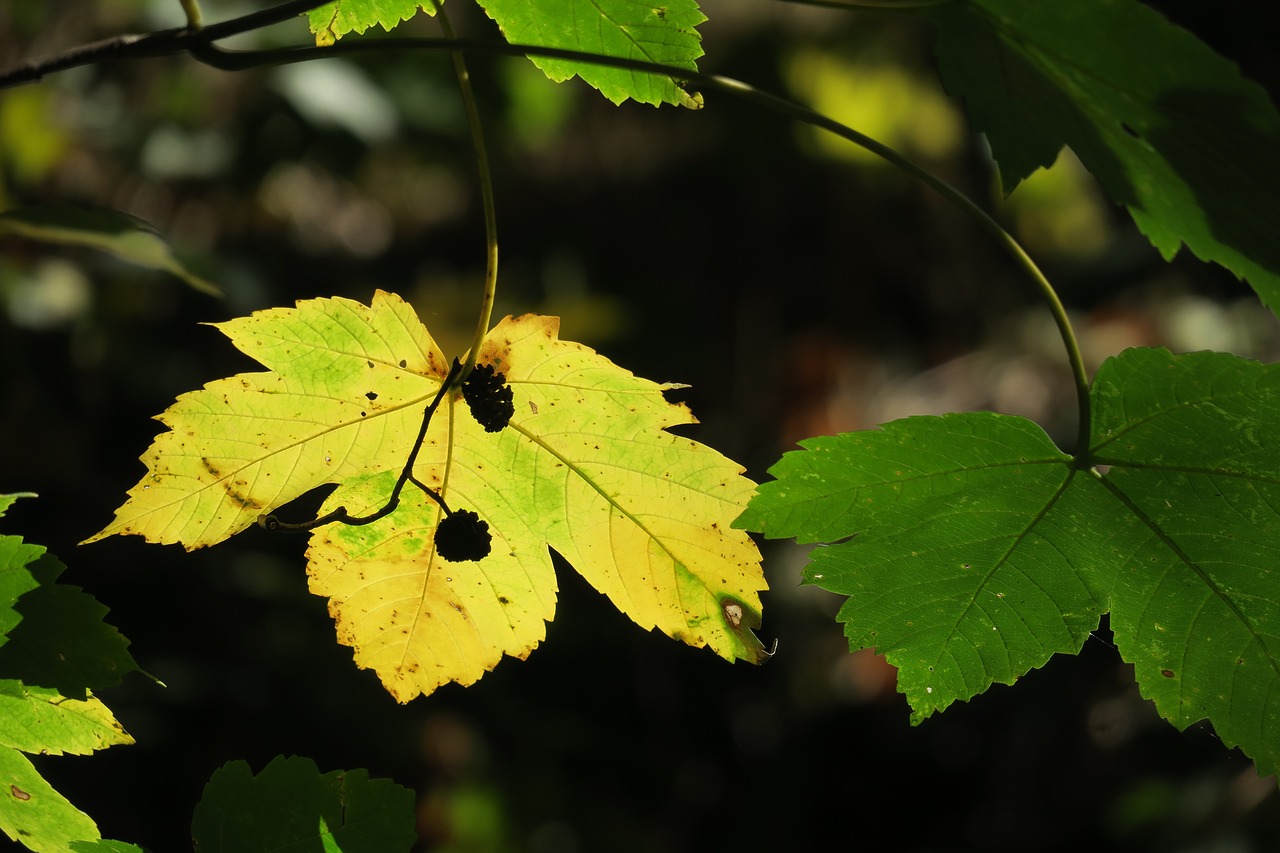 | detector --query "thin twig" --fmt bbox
[260,358,463,532]
[430,0,499,382]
